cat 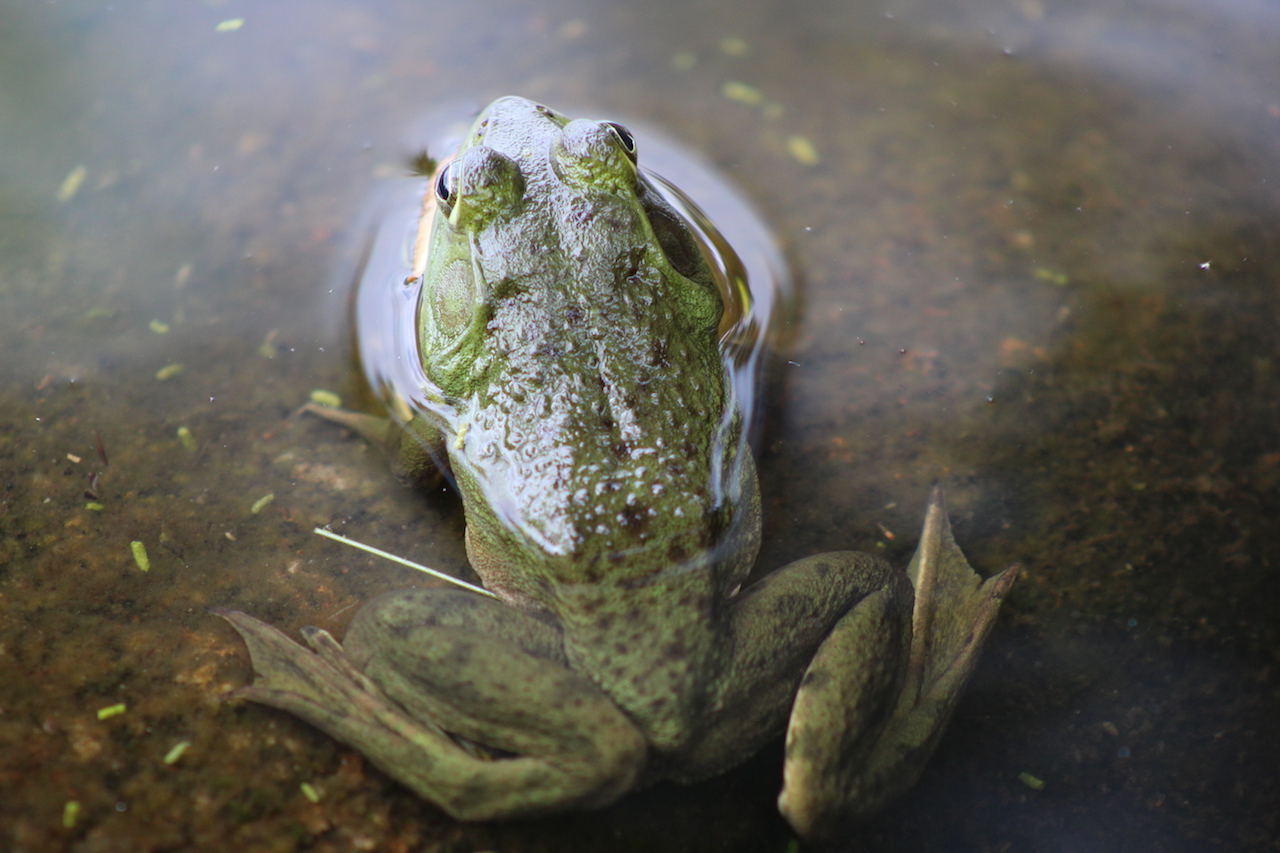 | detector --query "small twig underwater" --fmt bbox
[313,527,498,599]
